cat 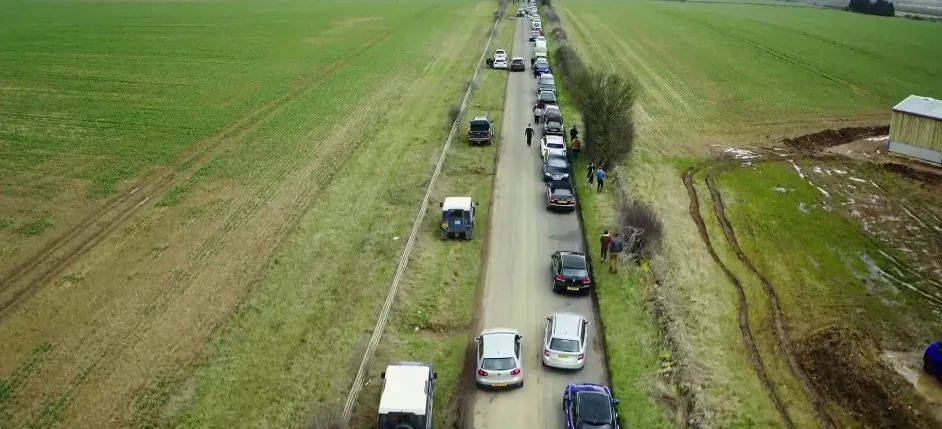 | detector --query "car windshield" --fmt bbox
[470,121,489,131]
[577,392,614,425]
[540,92,555,99]
[550,338,580,352]
[547,120,562,128]
[547,142,565,149]
[547,157,568,168]
[482,357,515,370]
